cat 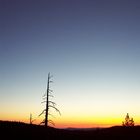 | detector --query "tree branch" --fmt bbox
[38,109,46,117]
[49,89,53,93]
[48,113,55,118]
[48,120,55,126]
[49,105,61,115]
[48,94,54,98]
[48,101,56,106]
[41,101,46,104]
